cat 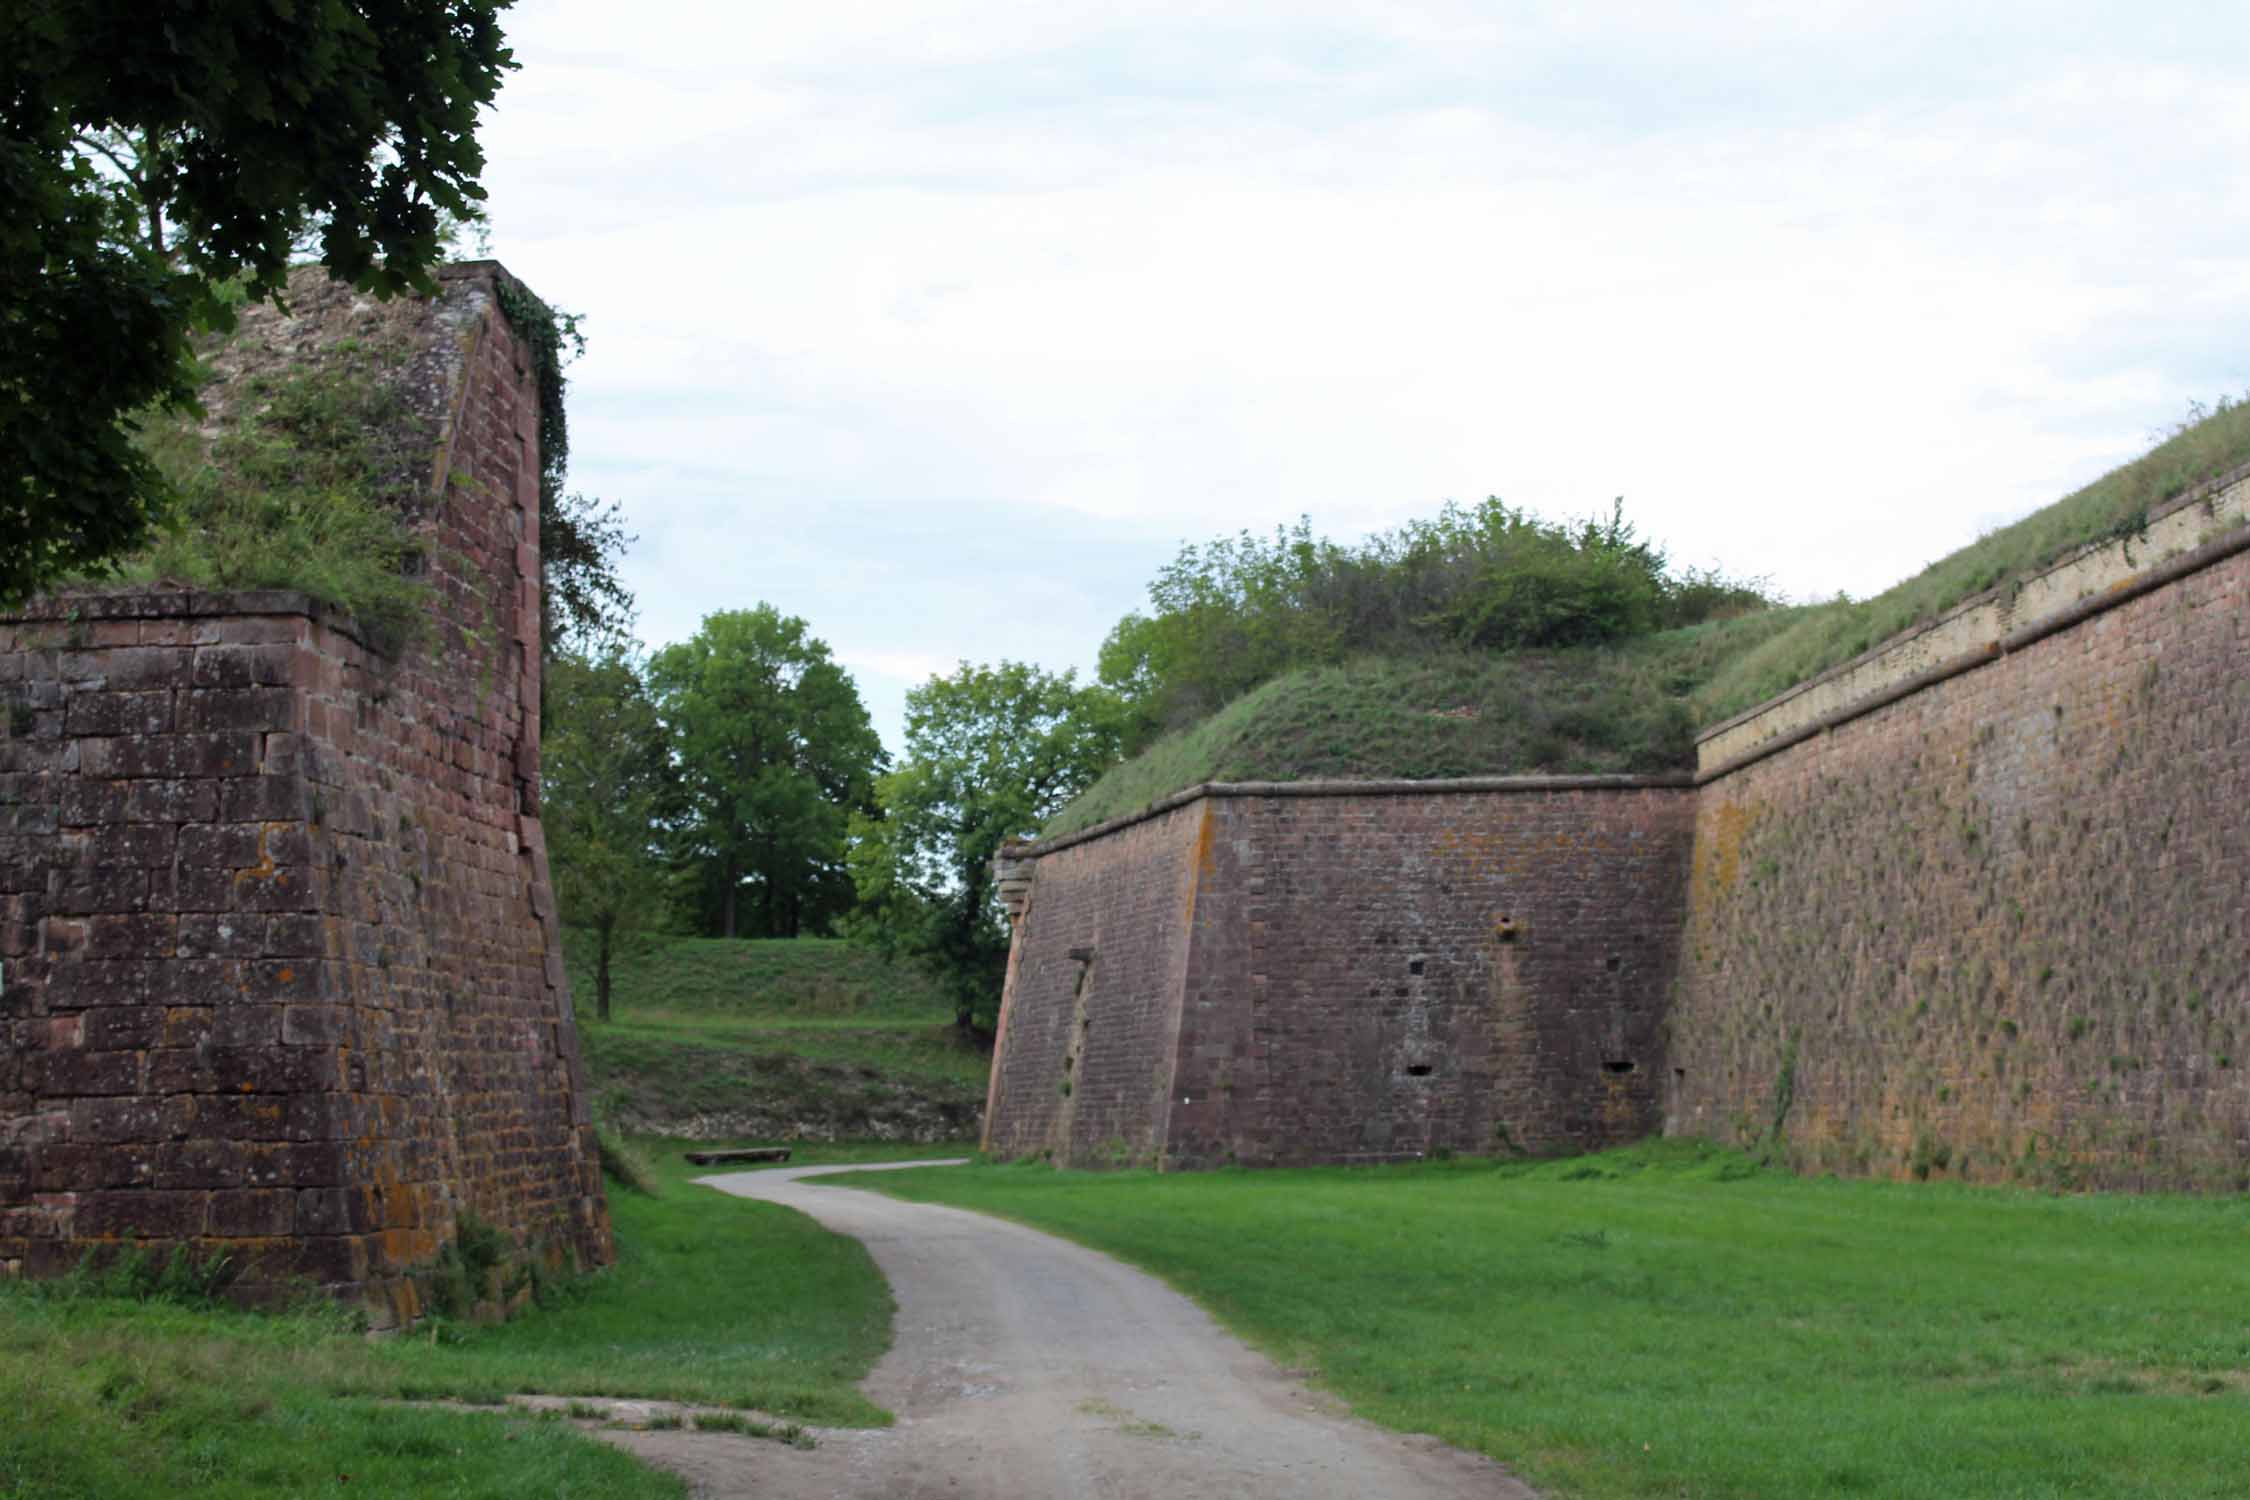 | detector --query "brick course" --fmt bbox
[0,264,610,1320]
